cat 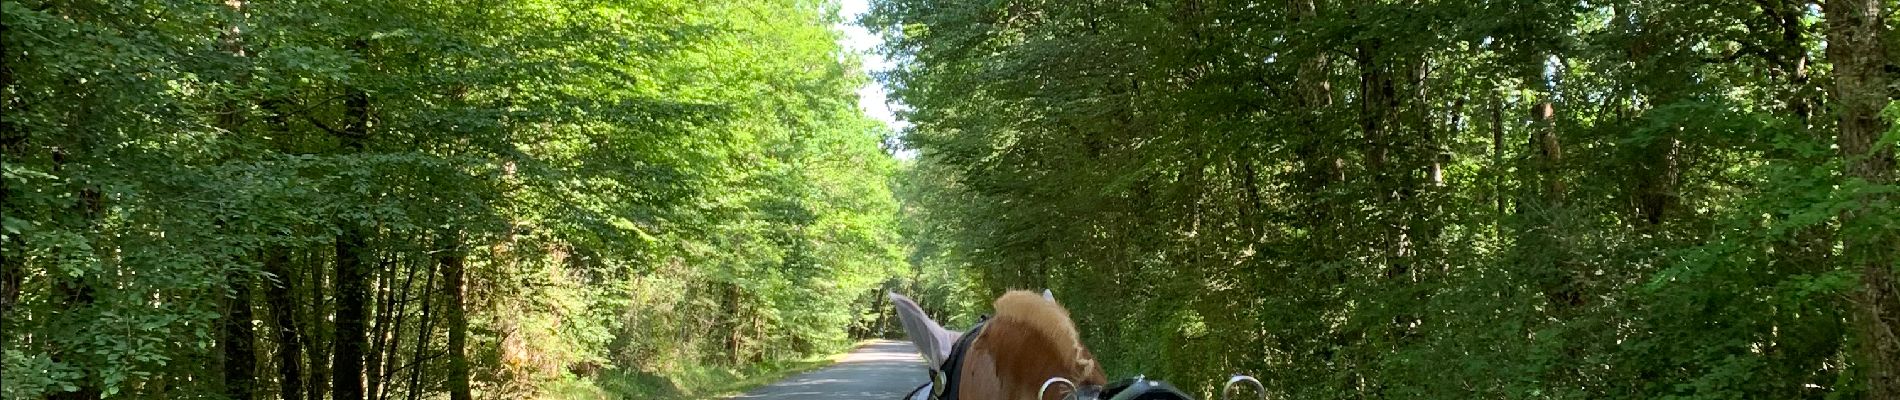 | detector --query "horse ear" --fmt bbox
[889,291,961,369]
[1043,289,1056,303]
